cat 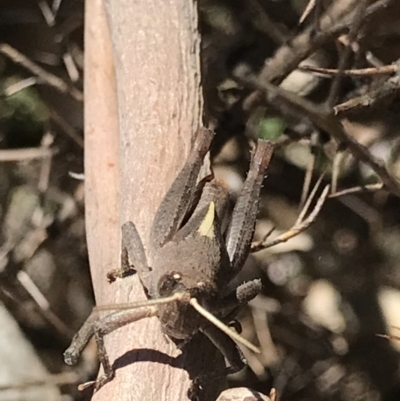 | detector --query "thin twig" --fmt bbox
[299,0,317,25]
[299,63,398,77]
[328,0,395,37]
[313,0,323,32]
[333,72,400,116]
[38,0,56,26]
[331,150,346,194]
[236,69,400,198]
[17,270,74,339]
[243,0,395,111]
[377,327,400,342]
[38,132,53,194]
[0,372,79,391]
[329,183,383,198]
[0,147,54,162]
[63,51,80,82]
[68,171,85,180]
[4,77,38,96]
[266,0,360,84]
[300,151,316,210]
[247,0,289,45]
[377,334,400,341]
[365,51,385,68]
[52,0,63,15]
[269,388,277,401]
[297,173,325,225]
[0,43,83,102]
[326,0,368,108]
[49,106,84,148]
[251,183,330,252]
